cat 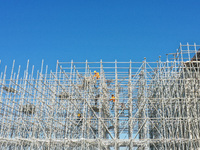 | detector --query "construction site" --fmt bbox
[0,43,200,150]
